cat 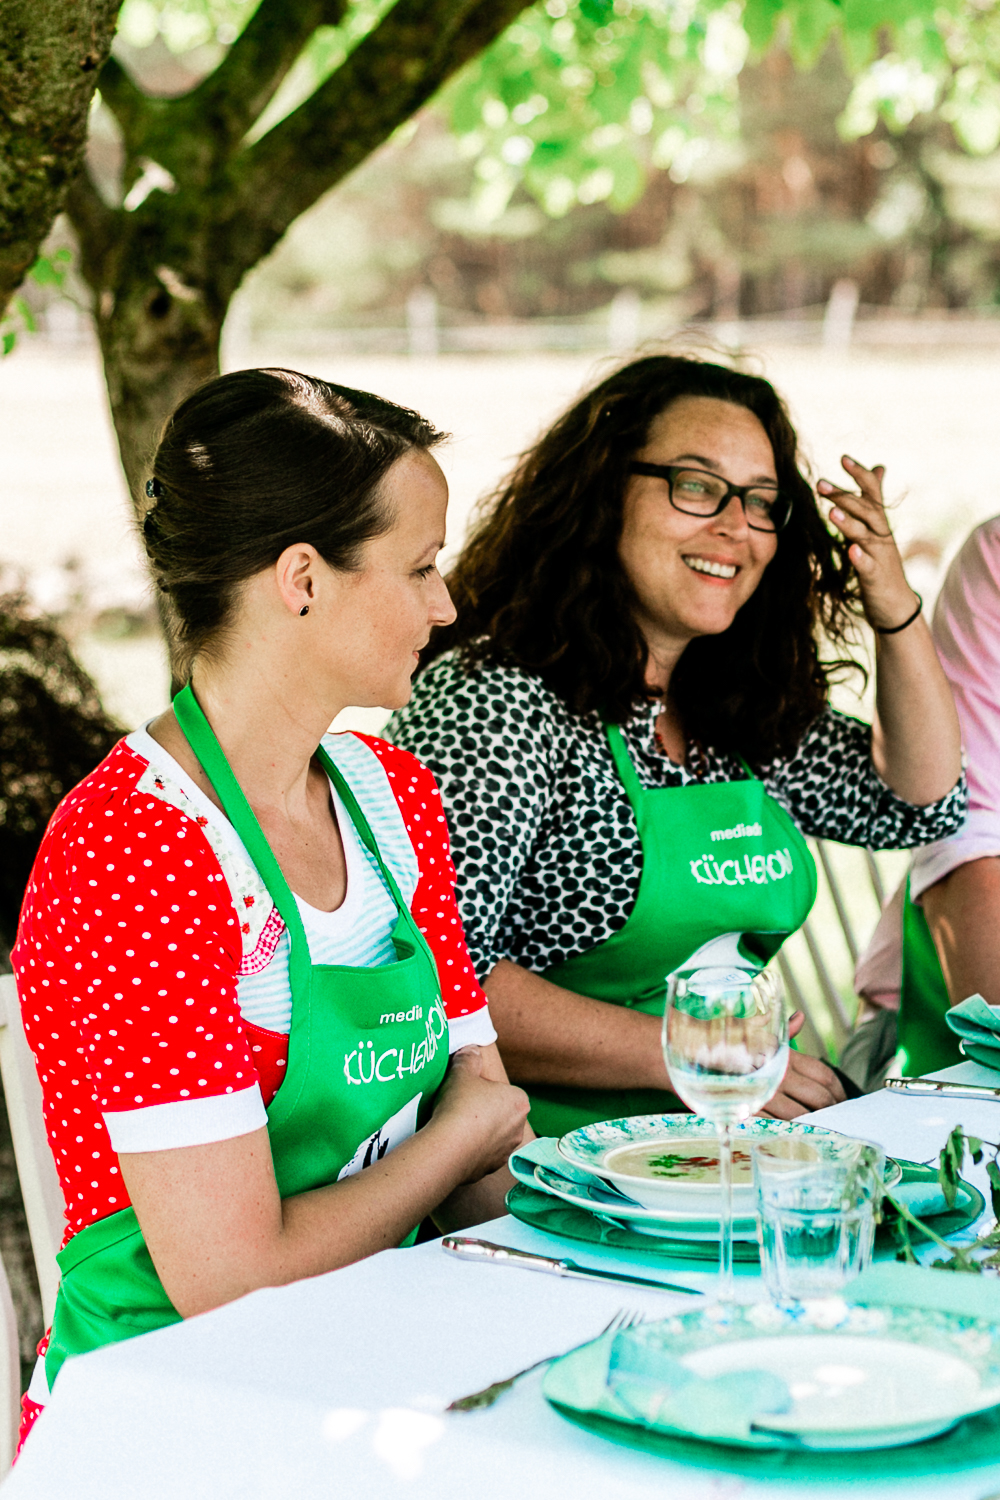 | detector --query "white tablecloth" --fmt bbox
[6,1066,1000,1500]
